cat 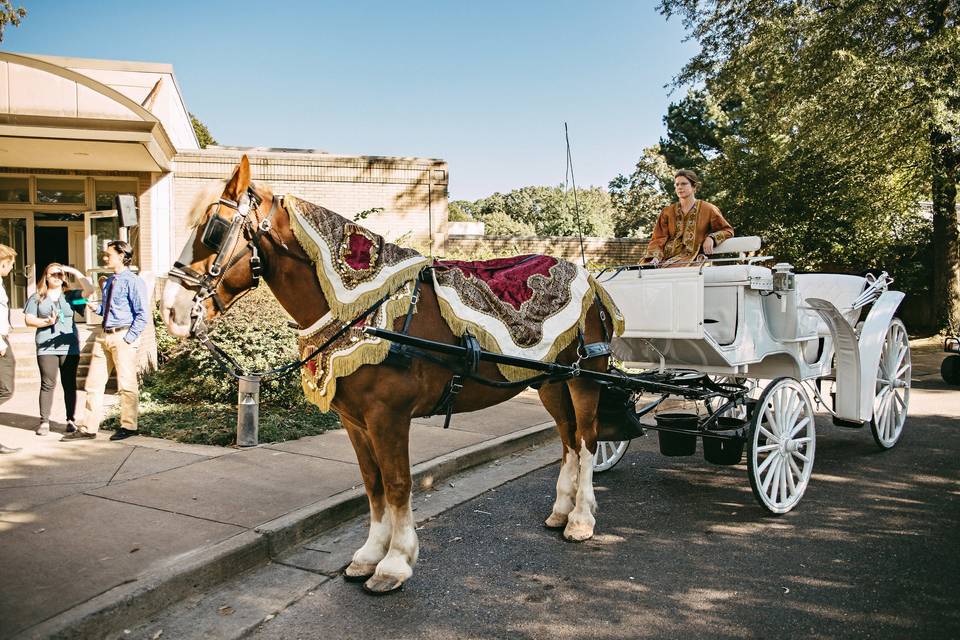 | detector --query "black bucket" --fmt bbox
[655,412,698,456]
[703,417,747,465]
